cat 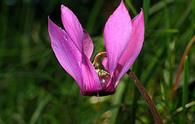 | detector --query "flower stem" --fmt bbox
[127,70,163,124]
